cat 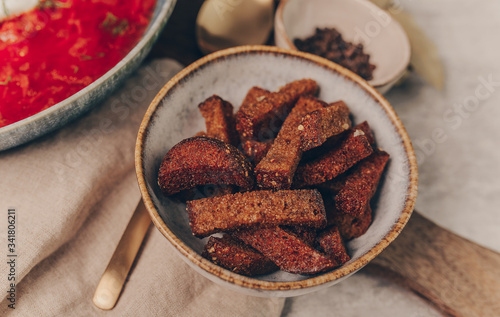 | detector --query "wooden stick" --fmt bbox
[366,211,500,317]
